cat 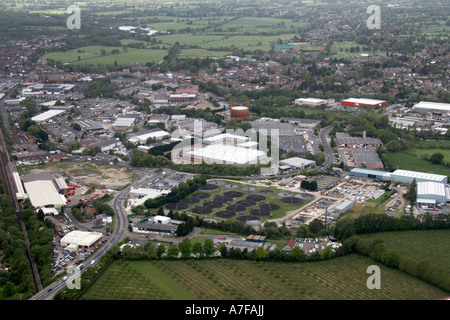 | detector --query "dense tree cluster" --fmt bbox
[334,212,450,241]
[23,207,56,287]
[300,180,318,191]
